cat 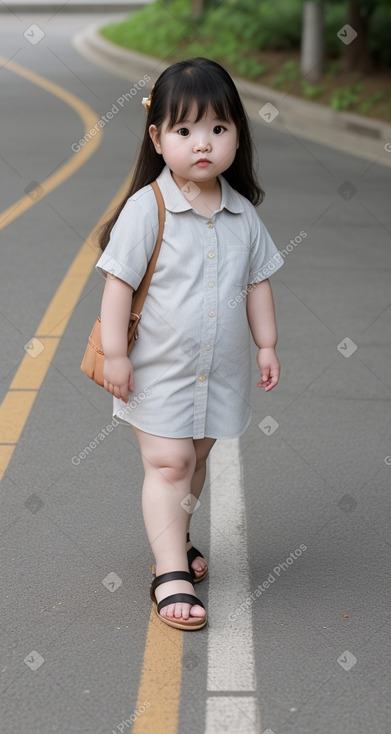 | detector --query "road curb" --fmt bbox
[73,20,391,168]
